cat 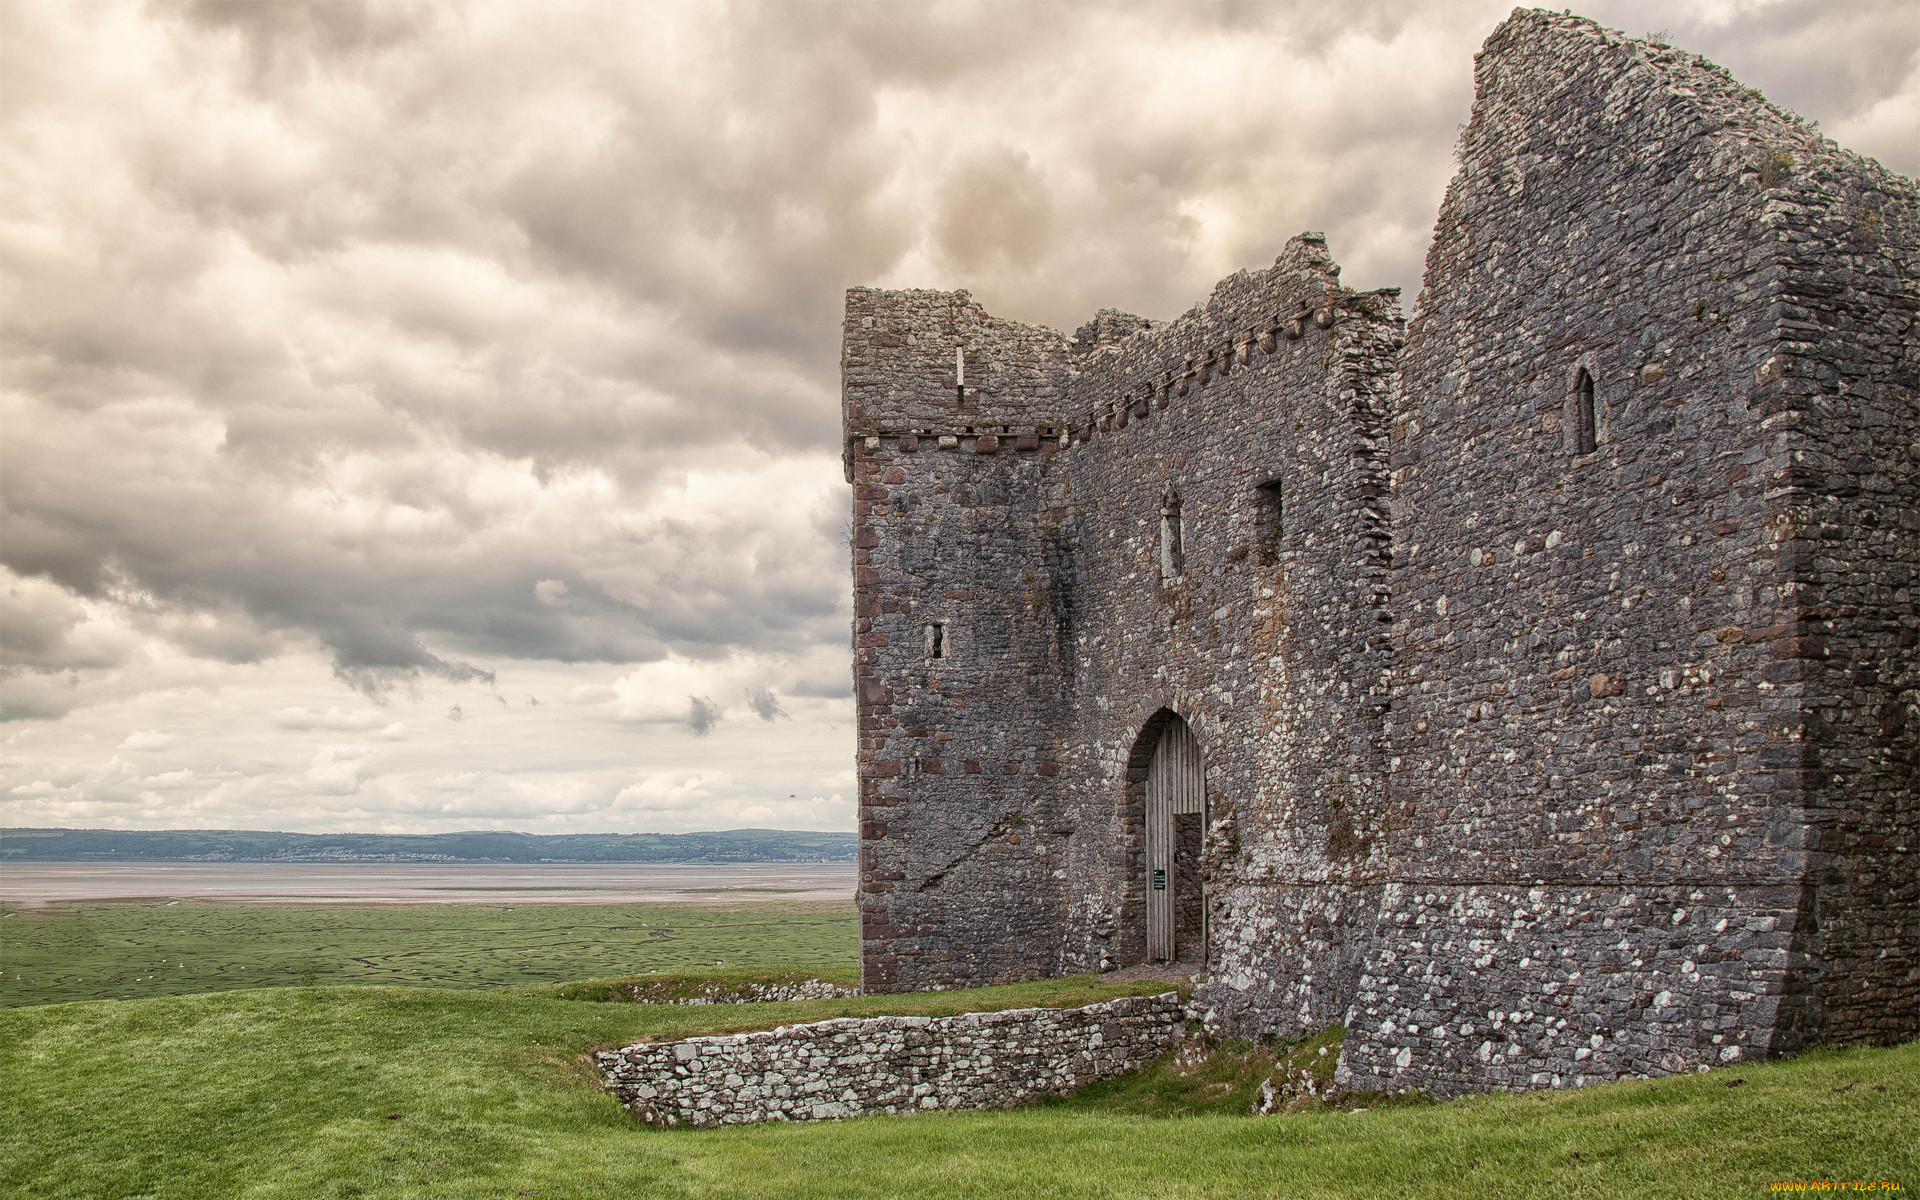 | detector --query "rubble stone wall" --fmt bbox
[596,993,1183,1128]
